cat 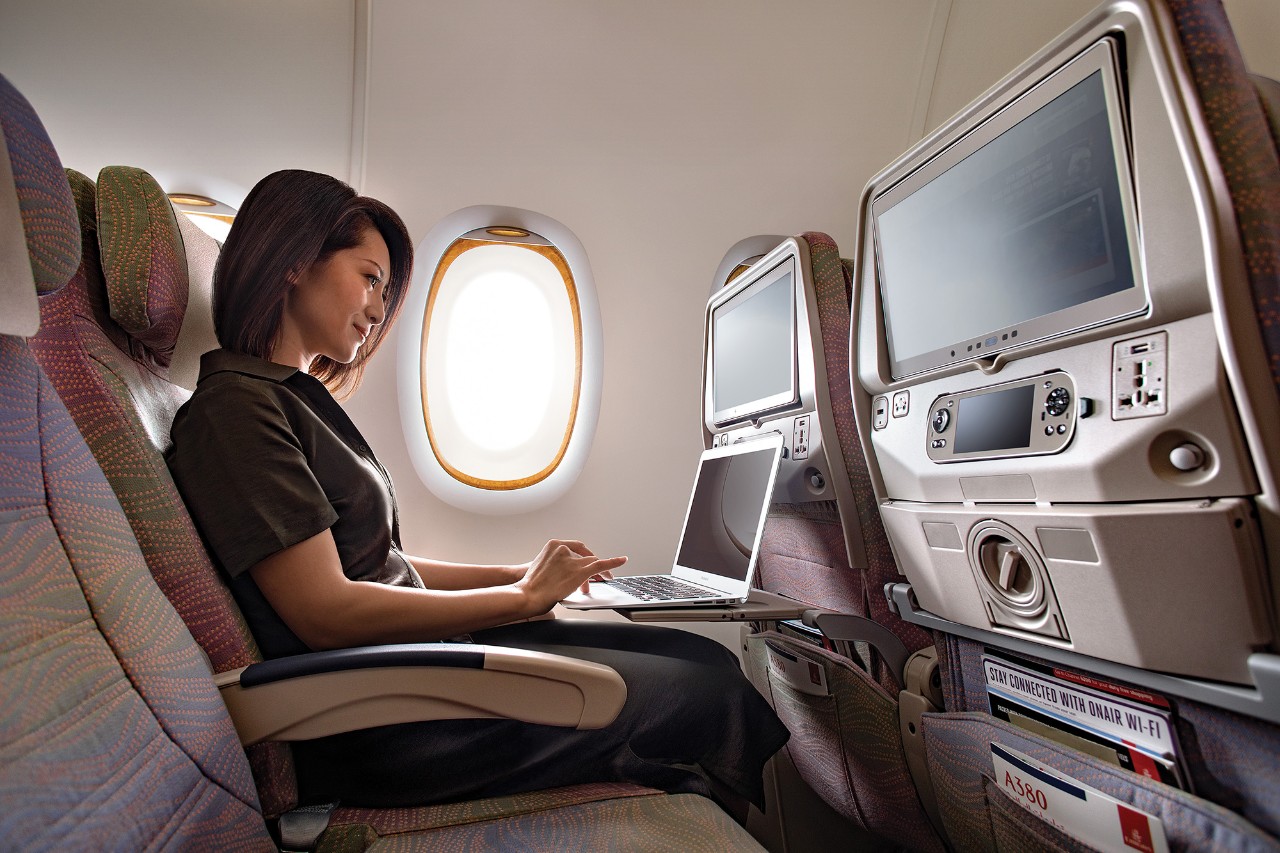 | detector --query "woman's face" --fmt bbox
[275,227,391,370]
